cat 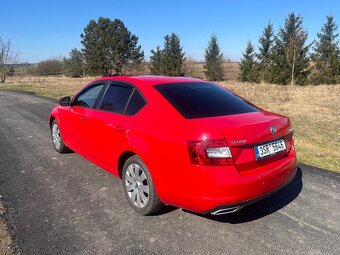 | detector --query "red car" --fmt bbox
[49,76,297,215]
